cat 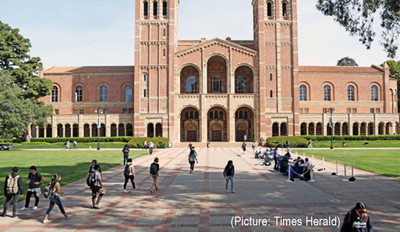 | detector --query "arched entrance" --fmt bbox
[207,56,227,93]
[342,123,348,135]
[235,107,254,141]
[353,123,359,135]
[316,123,323,135]
[181,107,199,142]
[360,123,367,135]
[308,123,315,135]
[147,123,154,138]
[156,123,162,137]
[301,123,307,135]
[208,106,227,141]
[280,123,287,136]
[272,123,279,136]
